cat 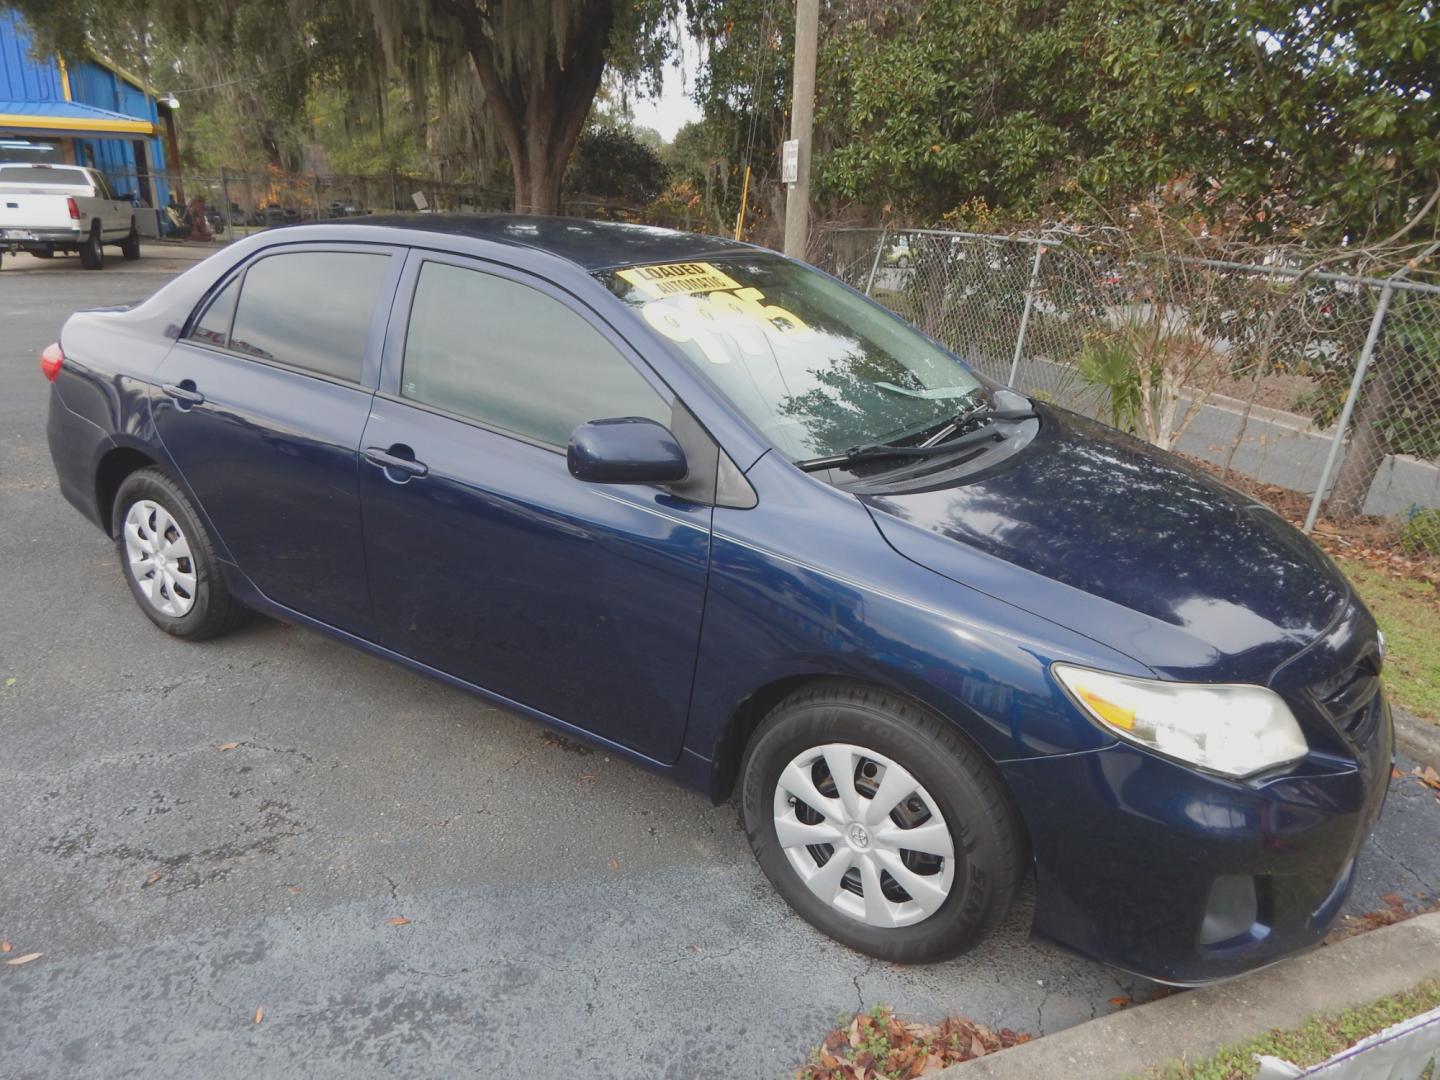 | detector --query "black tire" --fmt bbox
[120,225,141,260]
[79,224,103,269]
[741,681,1026,964]
[112,468,244,640]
